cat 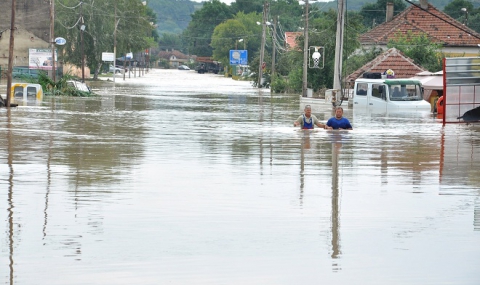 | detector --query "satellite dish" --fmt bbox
[54,37,66,45]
